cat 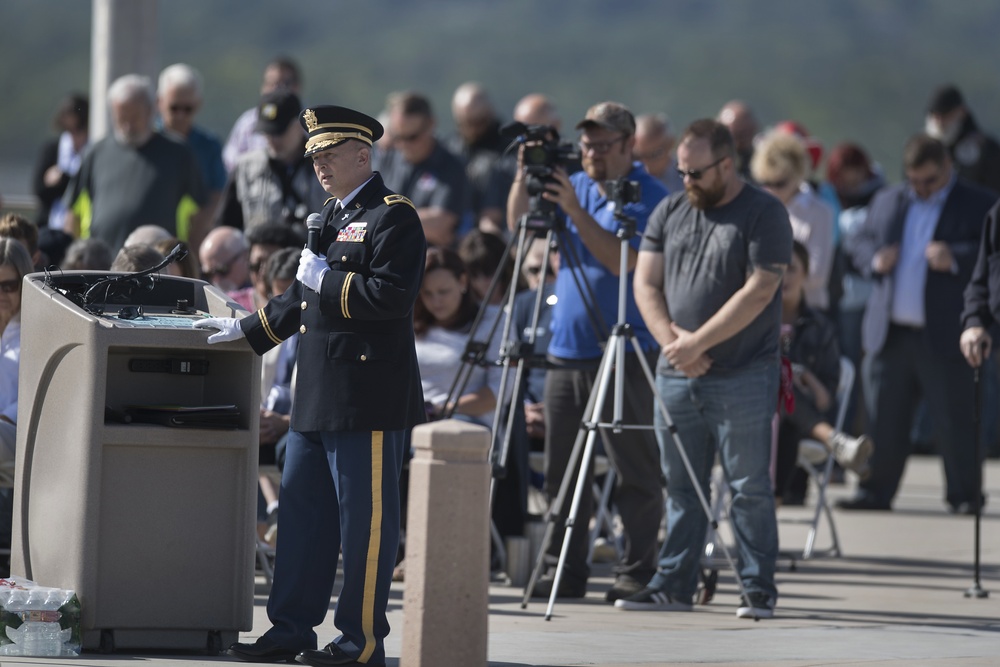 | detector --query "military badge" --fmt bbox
[336,222,368,243]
